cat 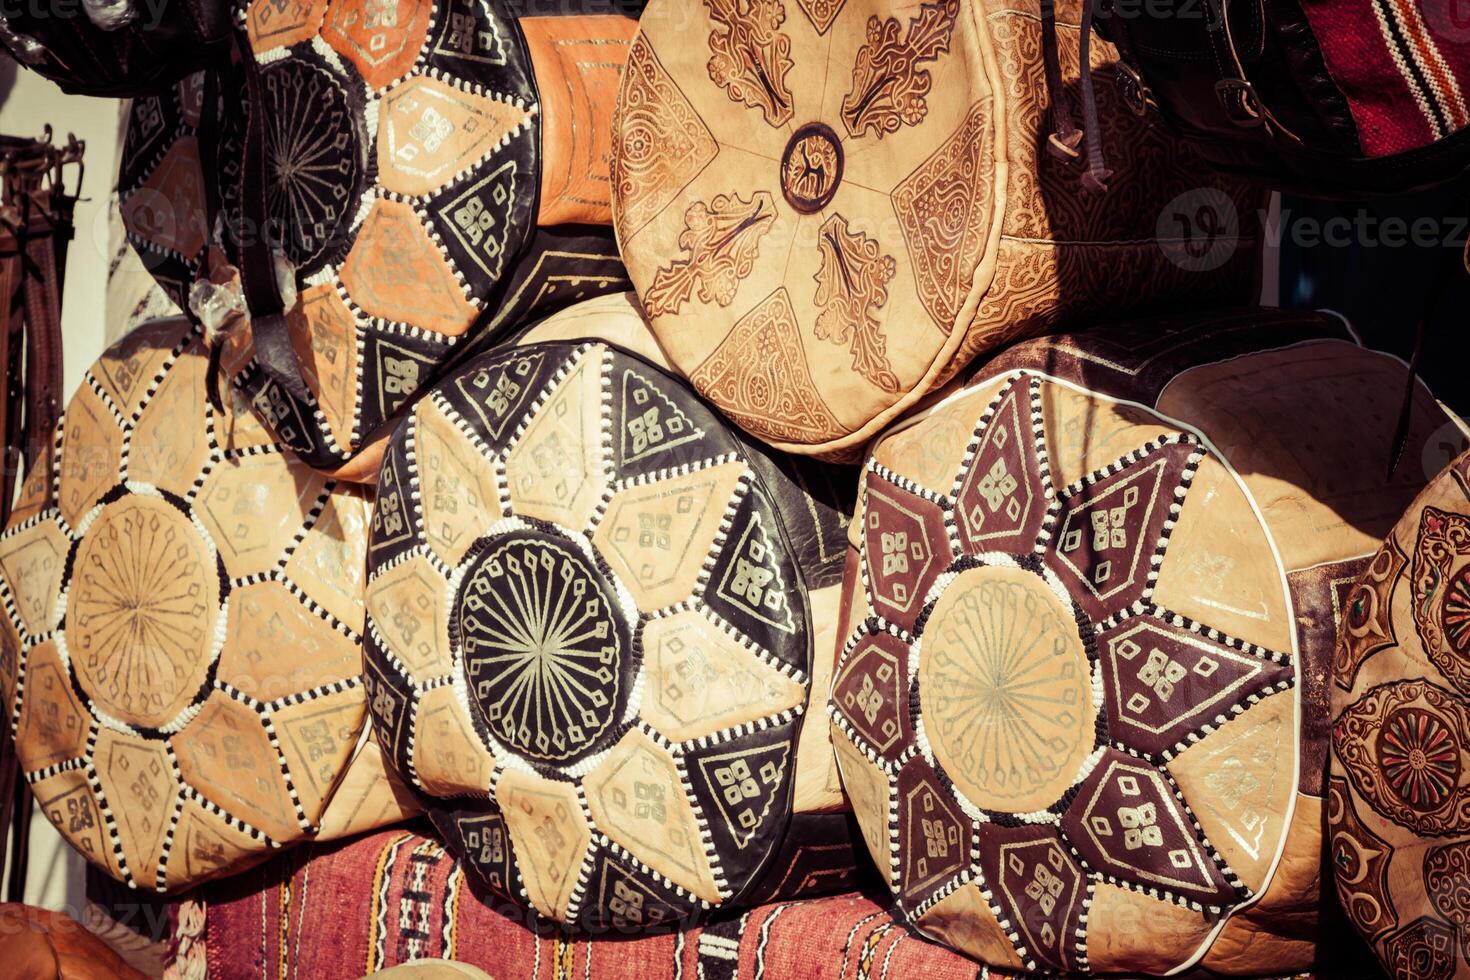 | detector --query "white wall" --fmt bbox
[0,64,120,915]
